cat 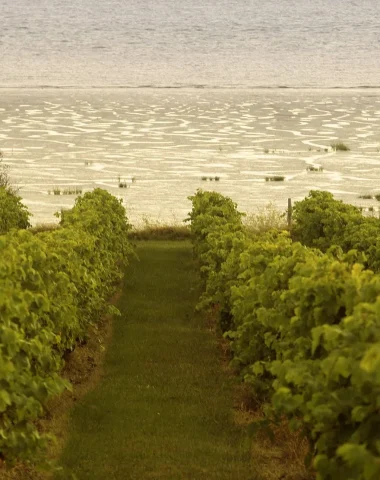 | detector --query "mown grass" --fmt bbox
[56,241,254,479]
